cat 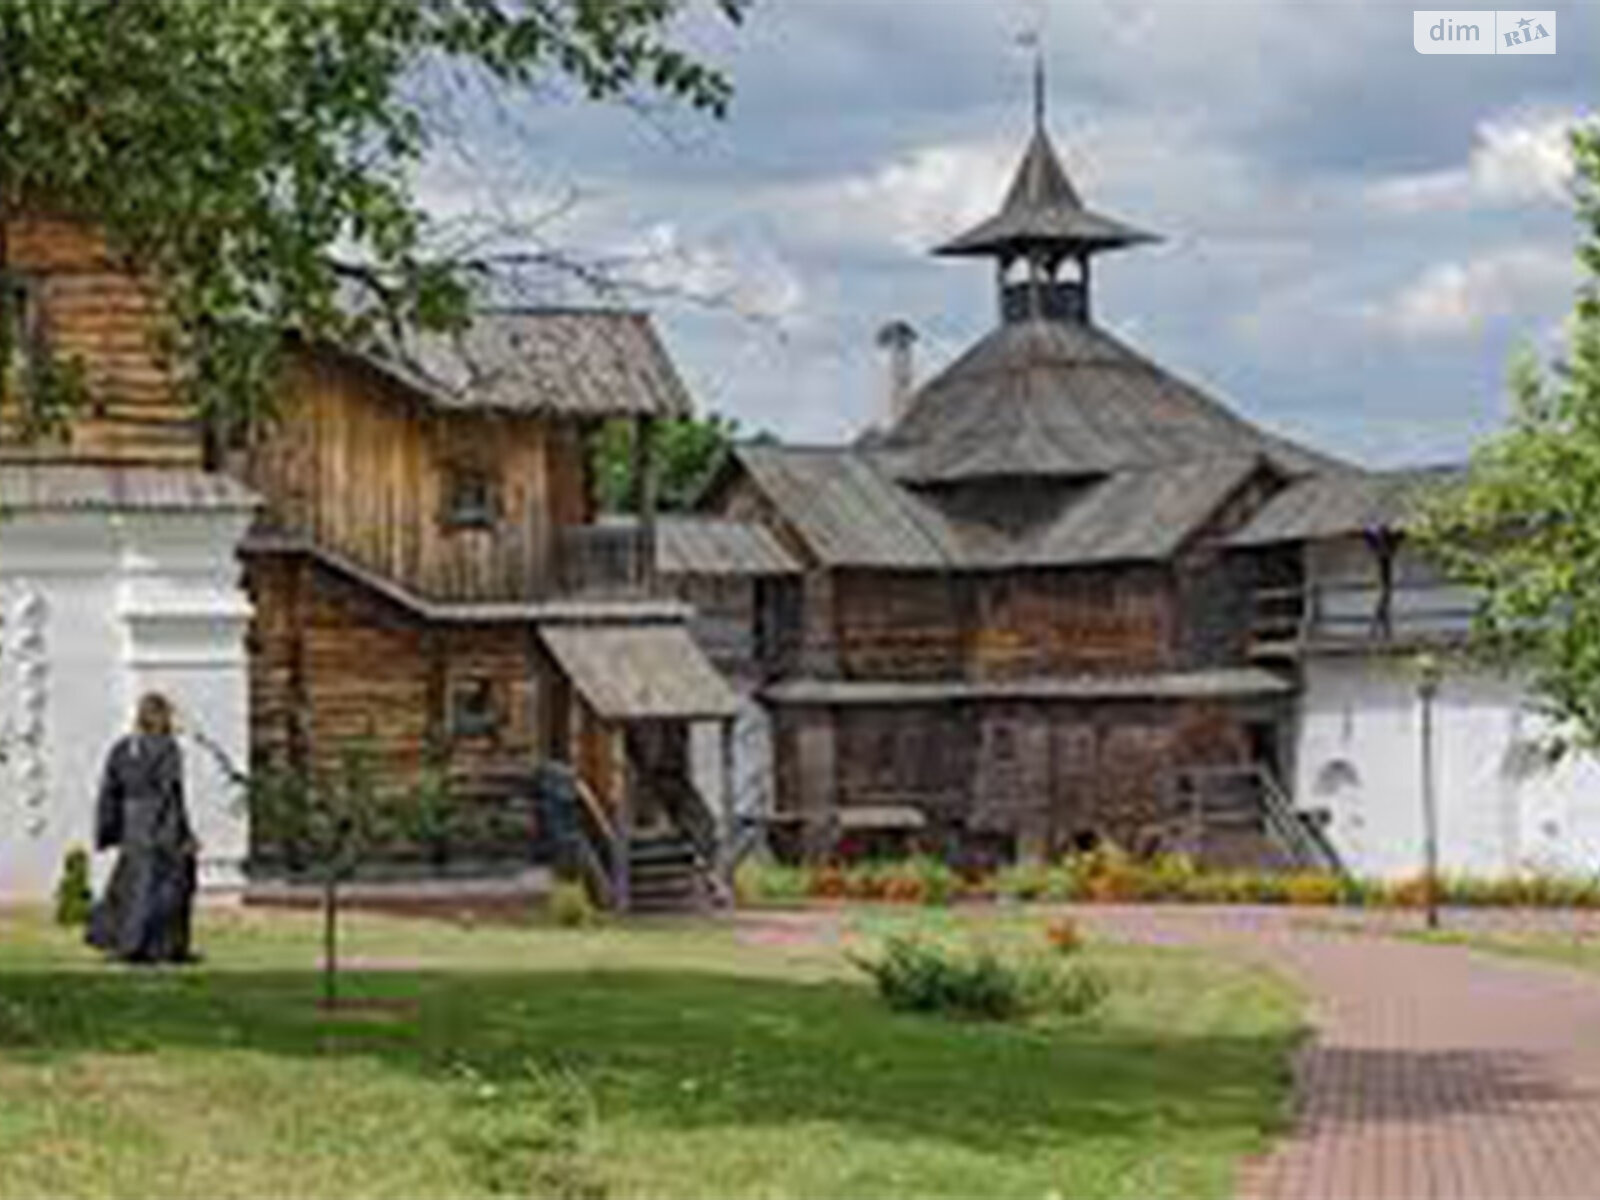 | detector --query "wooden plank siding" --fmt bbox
[245,351,593,602]
[244,553,548,798]
[0,216,198,465]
